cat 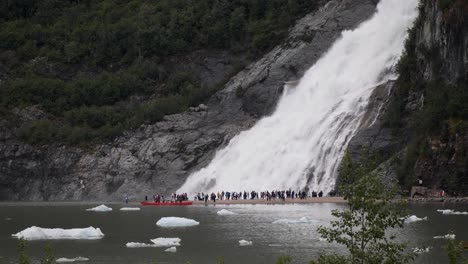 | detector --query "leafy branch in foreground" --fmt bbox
[311,149,413,264]
[444,236,468,264]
